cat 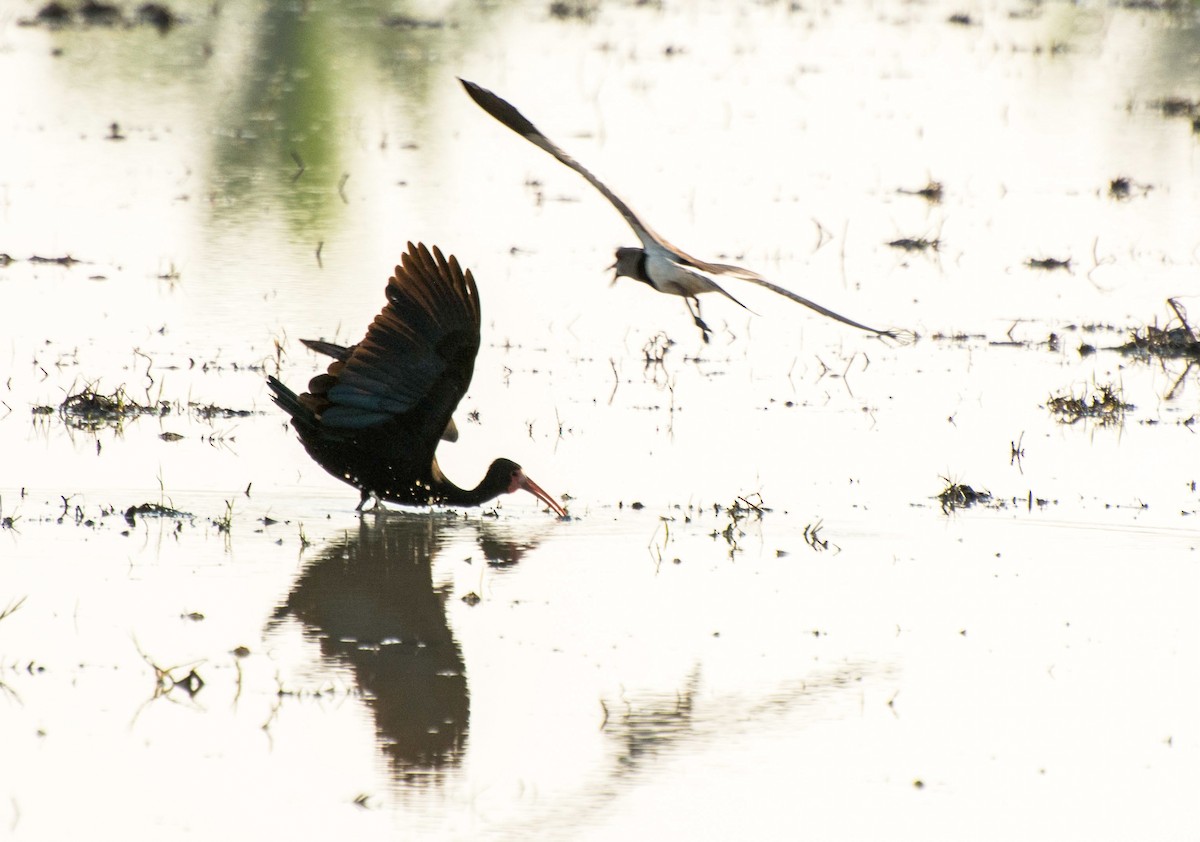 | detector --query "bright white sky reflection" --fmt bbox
[0,0,1198,839]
